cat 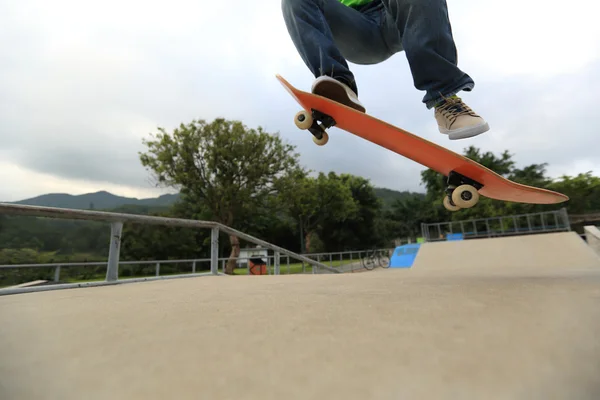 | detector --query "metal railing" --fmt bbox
[420,208,571,242]
[0,203,342,295]
[569,213,600,224]
[0,248,394,289]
